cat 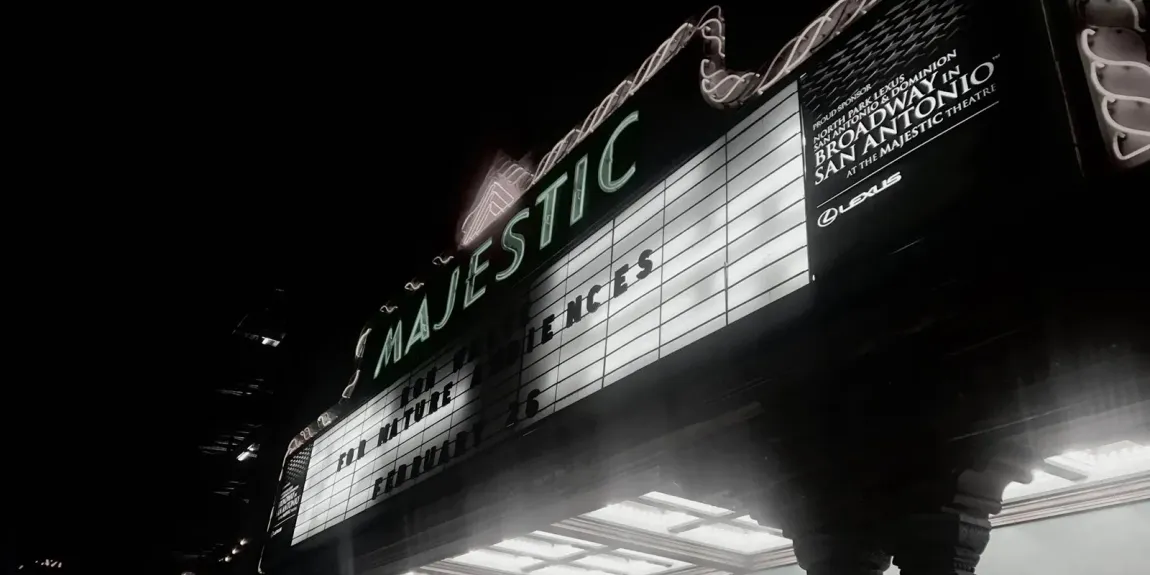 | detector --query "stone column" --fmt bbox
[763,478,893,575]
[791,529,892,575]
[887,447,1033,575]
